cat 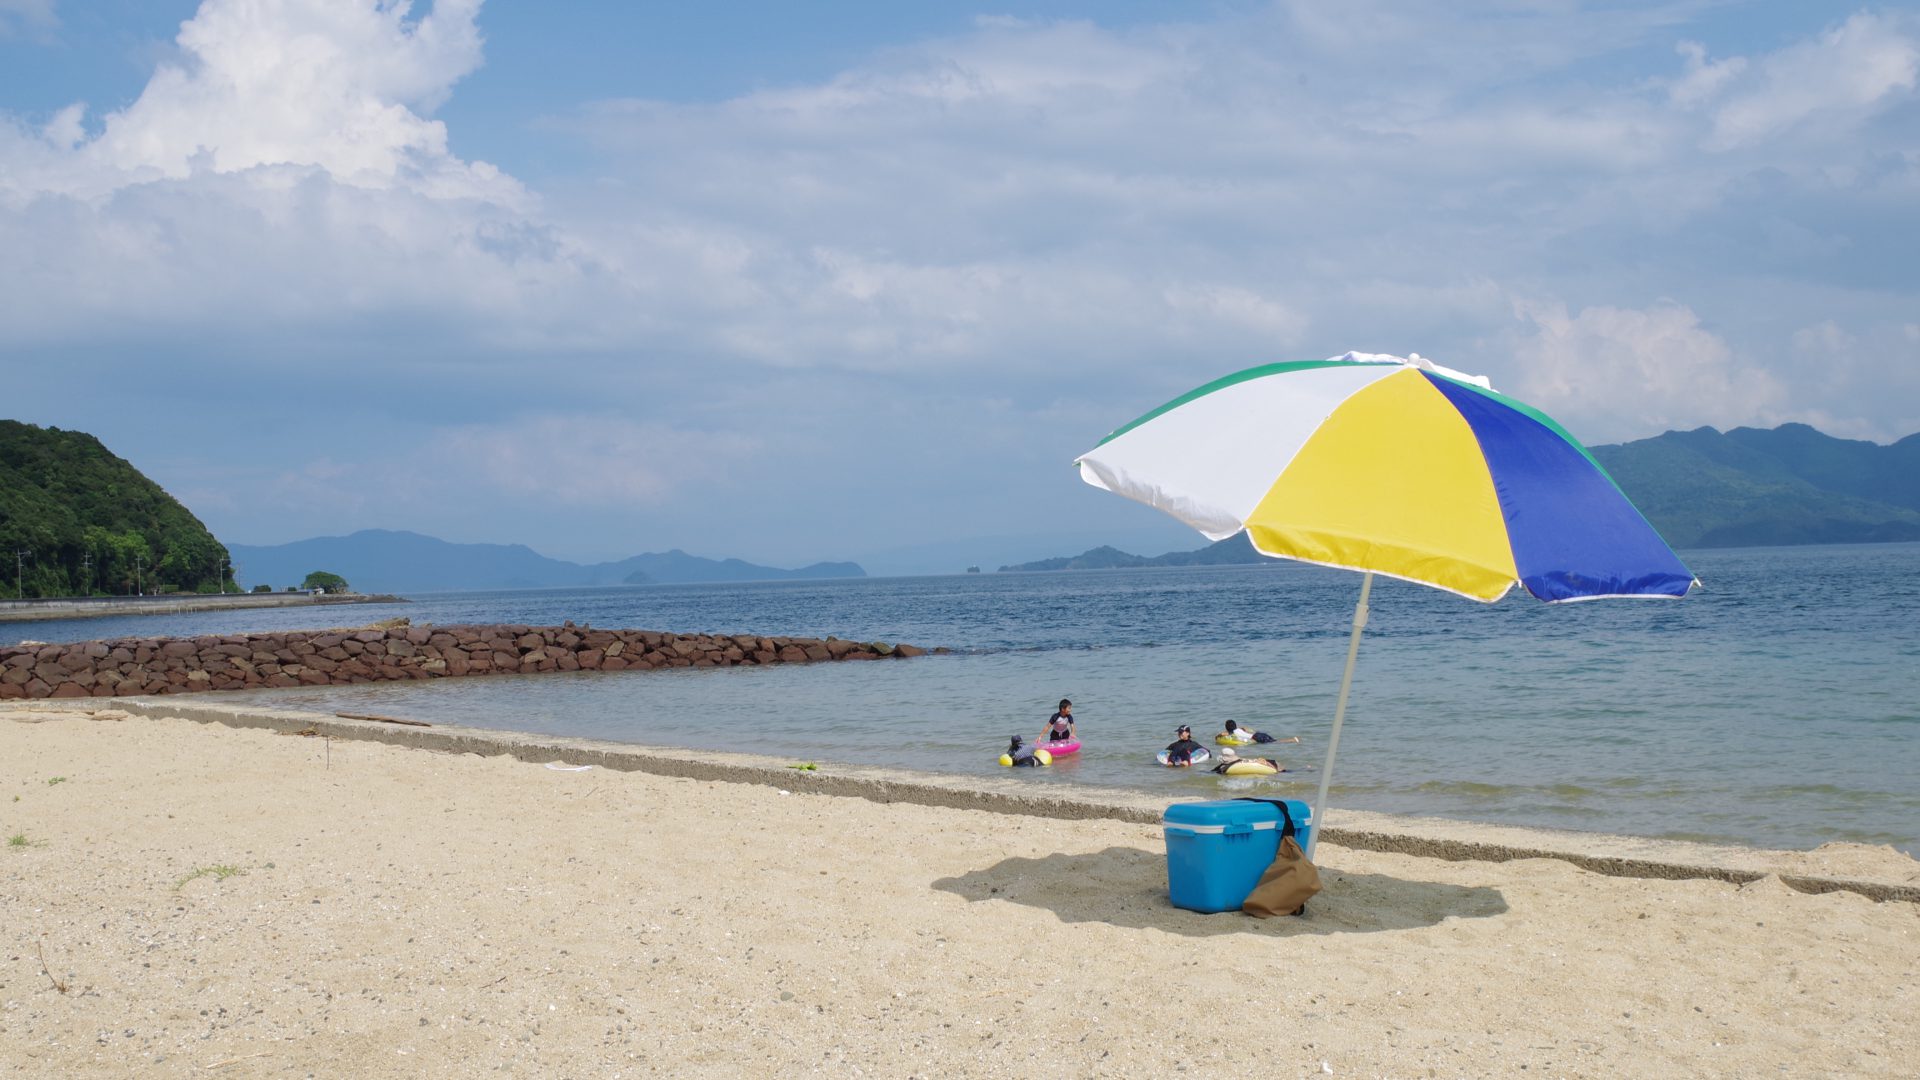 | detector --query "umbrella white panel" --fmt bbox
[1076,363,1400,540]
